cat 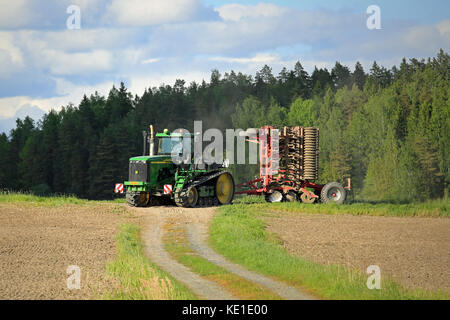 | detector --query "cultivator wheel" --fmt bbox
[320,182,346,204]
[126,191,150,207]
[265,190,283,203]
